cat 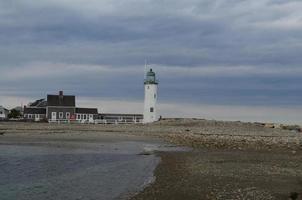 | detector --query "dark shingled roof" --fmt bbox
[24,107,46,114]
[76,107,98,114]
[29,99,47,107]
[47,95,75,107]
